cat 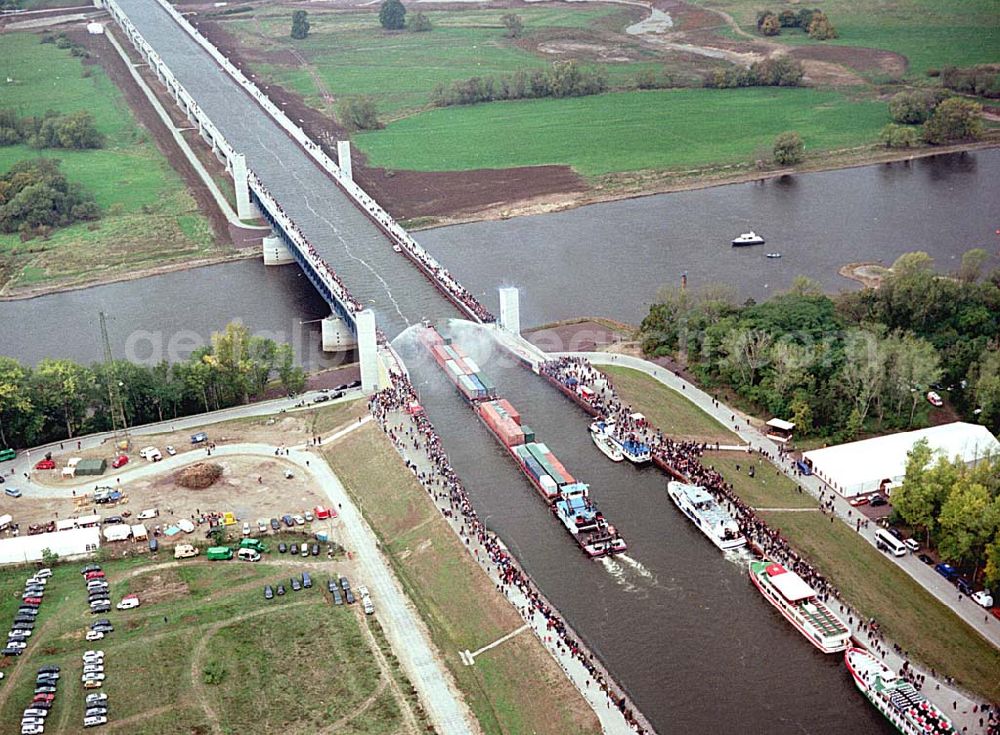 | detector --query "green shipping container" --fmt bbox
[526,443,564,484]
[520,425,535,442]
[476,372,496,394]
